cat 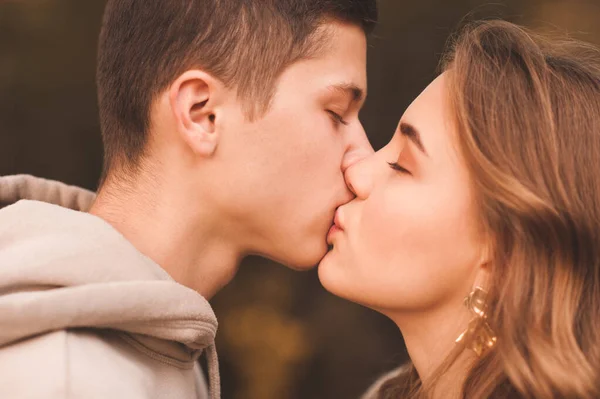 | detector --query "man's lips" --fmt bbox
[333,208,344,231]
